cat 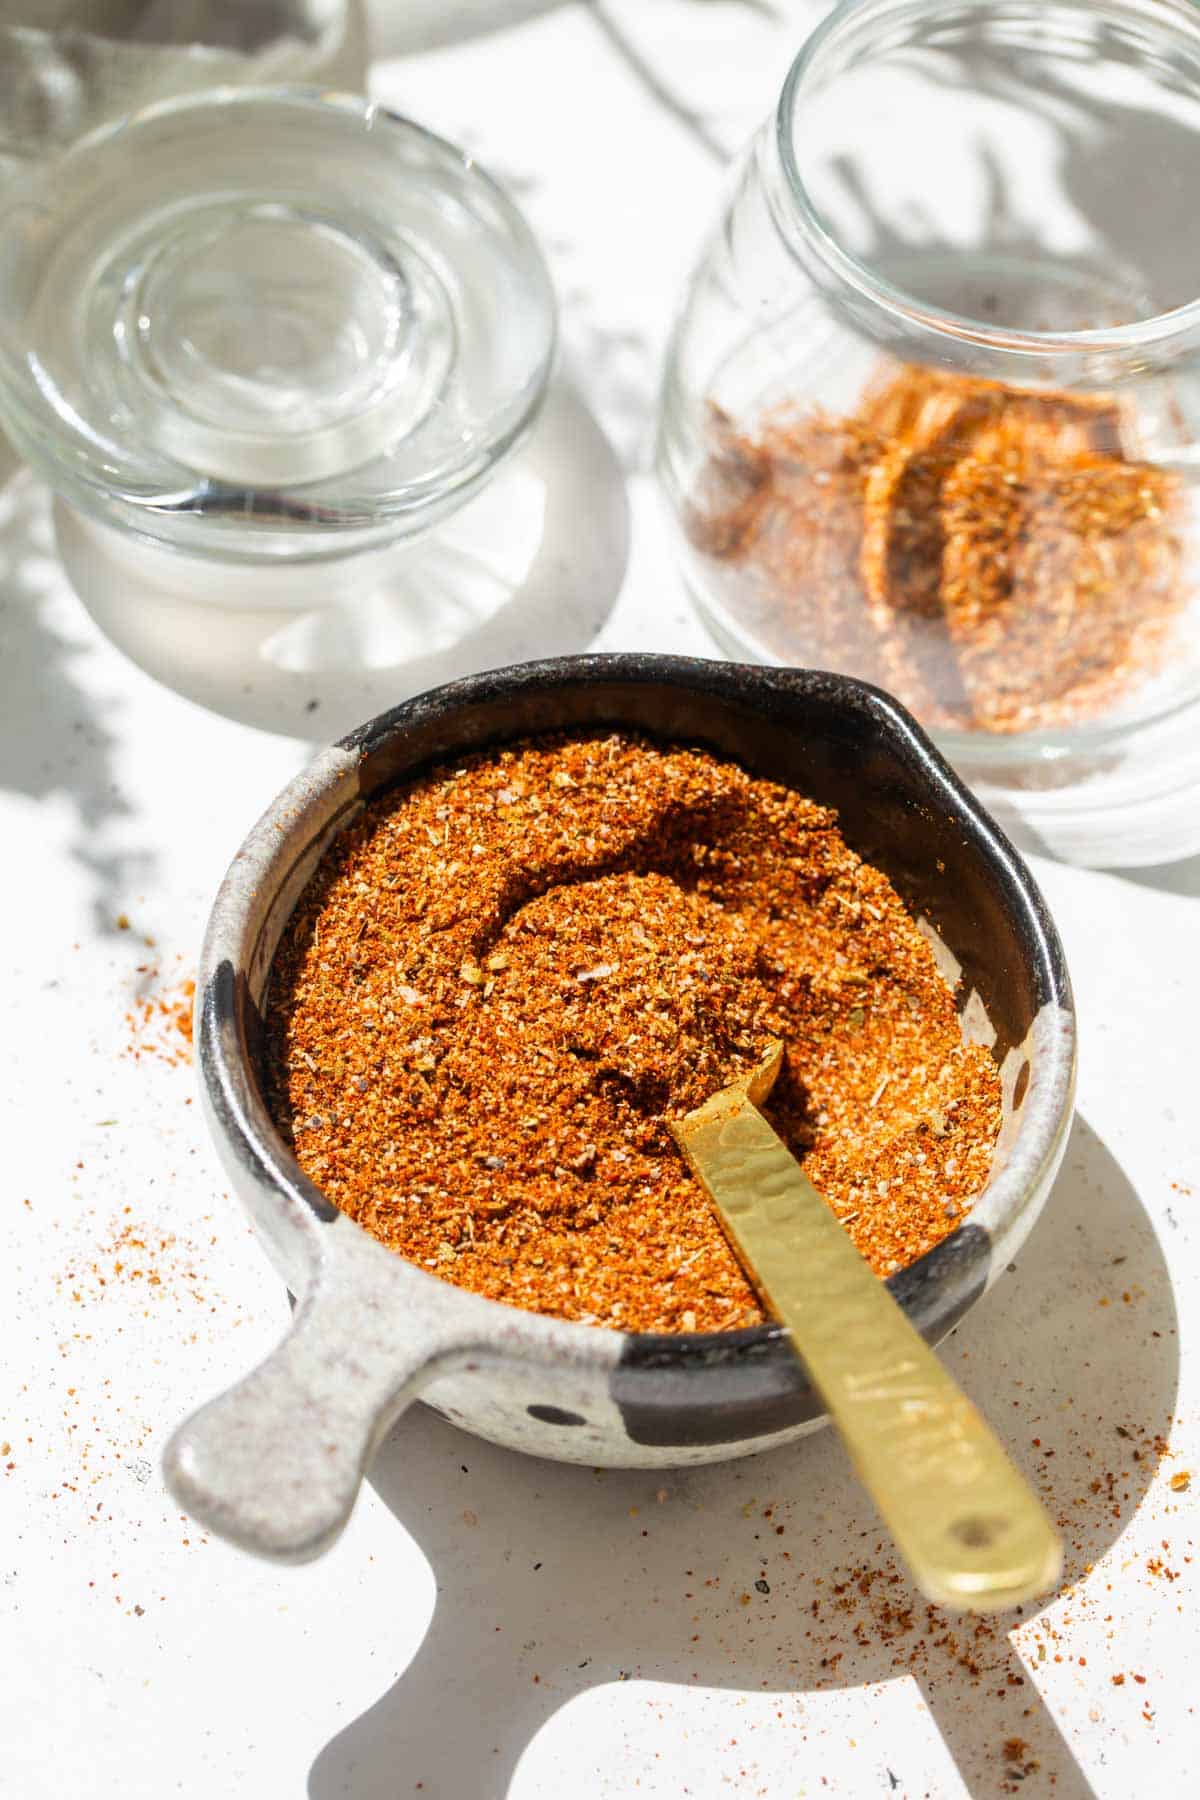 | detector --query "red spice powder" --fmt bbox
[690,365,1185,735]
[265,733,1001,1332]
[123,974,195,1067]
